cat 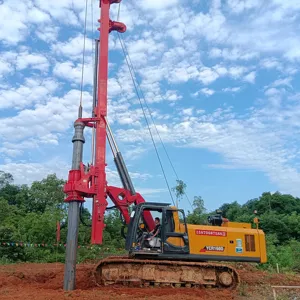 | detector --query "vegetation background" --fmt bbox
[0,170,299,273]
